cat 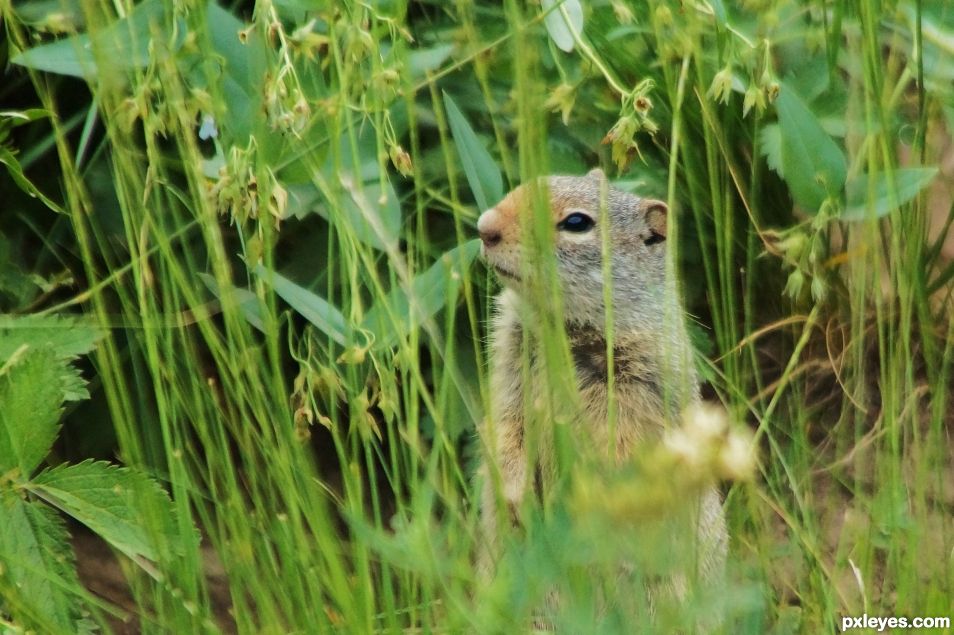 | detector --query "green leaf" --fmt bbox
[0,493,82,633]
[334,175,403,252]
[0,314,103,362]
[11,0,182,79]
[254,265,351,345]
[709,0,728,27]
[0,146,65,214]
[900,3,954,87]
[201,2,268,144]
[443,92,504,212]
[0,315,104,402]
[0,233,43,306]
[273,0,325,10]
[198,273,266,333]
[0,346,64,476]
[29,460,198,563]
[13,0,83,25]
[758,123,782,175]
[284,182,323,219]
[785,56,831,105]
[0,109,52,126]
[326,125,385,185]
[58,367,91,403]
[408,44,455,78]
[842,167,939,221]
[686,320,716,359]
[541,0,584,53]
[363,240,481,349]
[774,81,847,212]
